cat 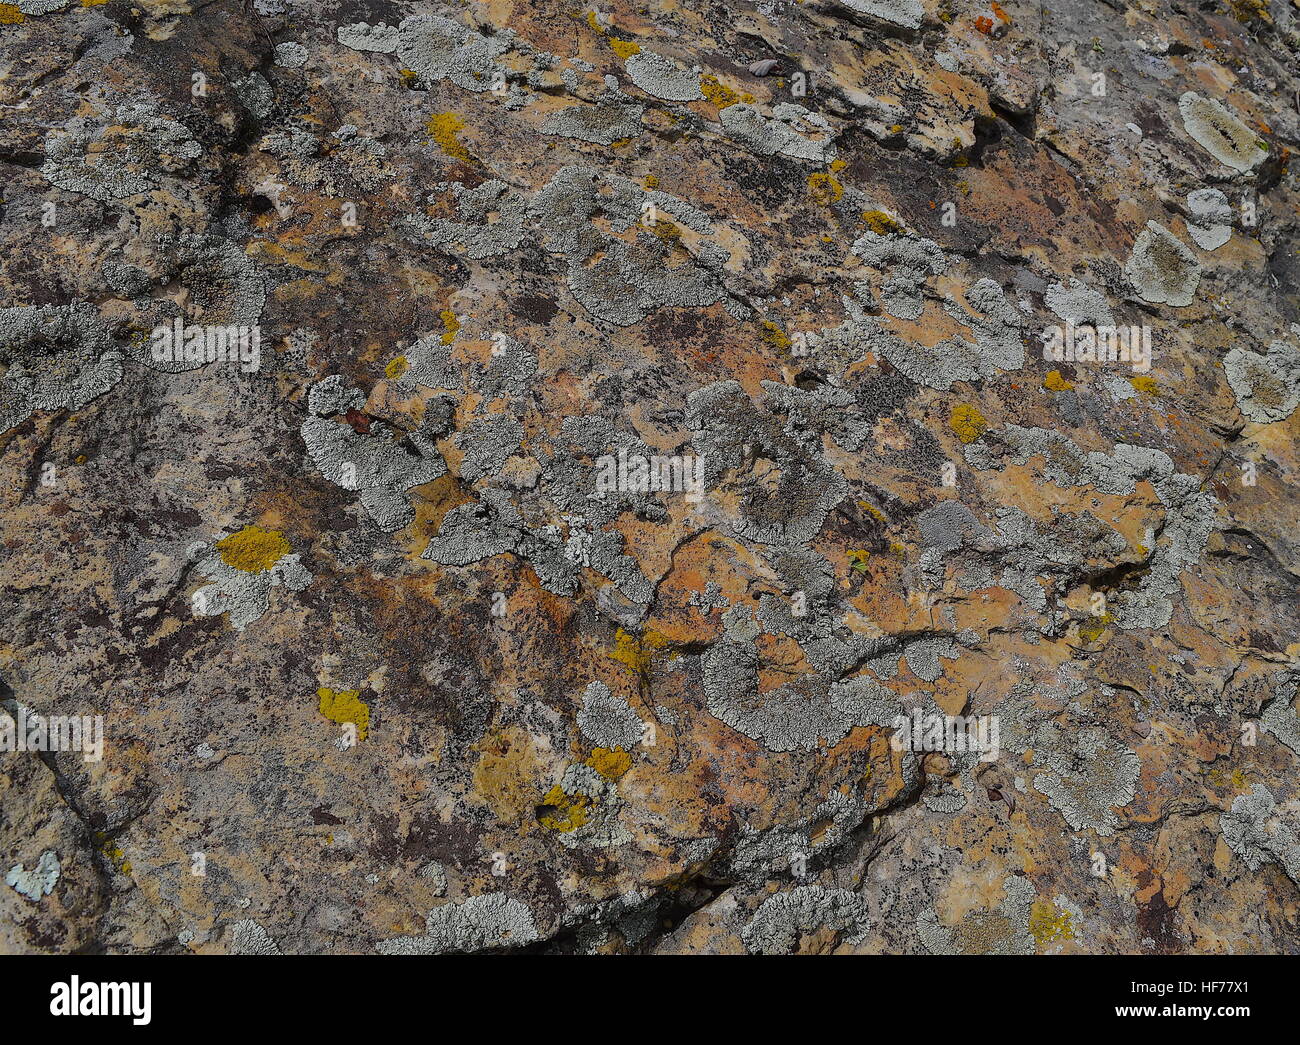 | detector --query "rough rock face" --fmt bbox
[1,0,1298,956]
